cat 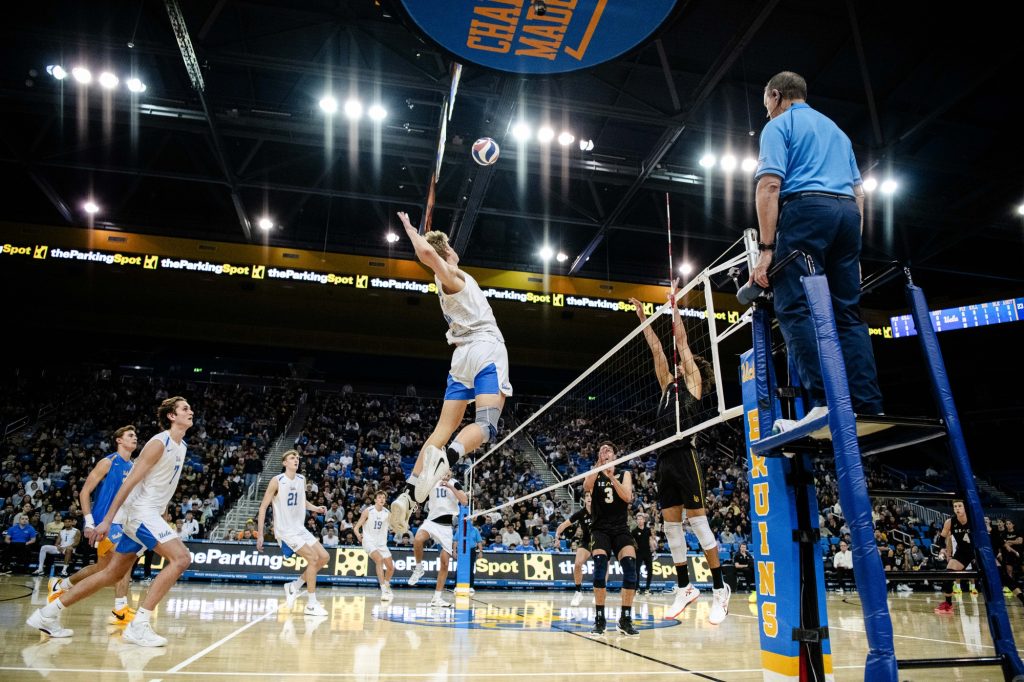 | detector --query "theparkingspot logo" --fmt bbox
[46,248,146,266]
[370,277,436,294]
[189,546,299,571]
